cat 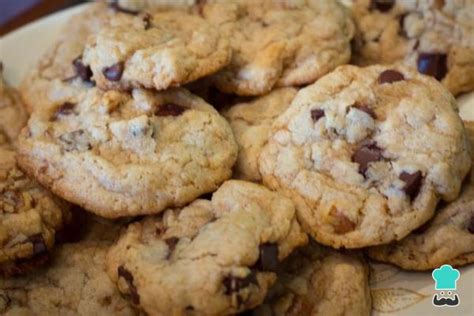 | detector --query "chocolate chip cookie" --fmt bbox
[223,88,297,182]
[367,121,474,270]
[83,10,231,91]
[106,180,308,315]
[352,0,474,96]
[17,87,238,218]
[253,240,371,316]
[0,64,28,144]
[0,242,136,315]
[0,147,70,276]
[202,0,354,96]
[259,64,471,249]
